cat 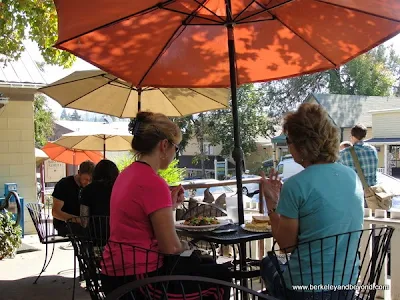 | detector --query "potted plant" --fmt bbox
[0,212,22,260]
